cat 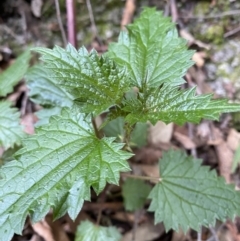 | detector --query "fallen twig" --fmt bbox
[170,0,178,22]
[86,0,98,40]
[224,26,240,38]
[55,0,67,47]
[180,10,240,20]
[121,0,136,29]
[198,231,202,241]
